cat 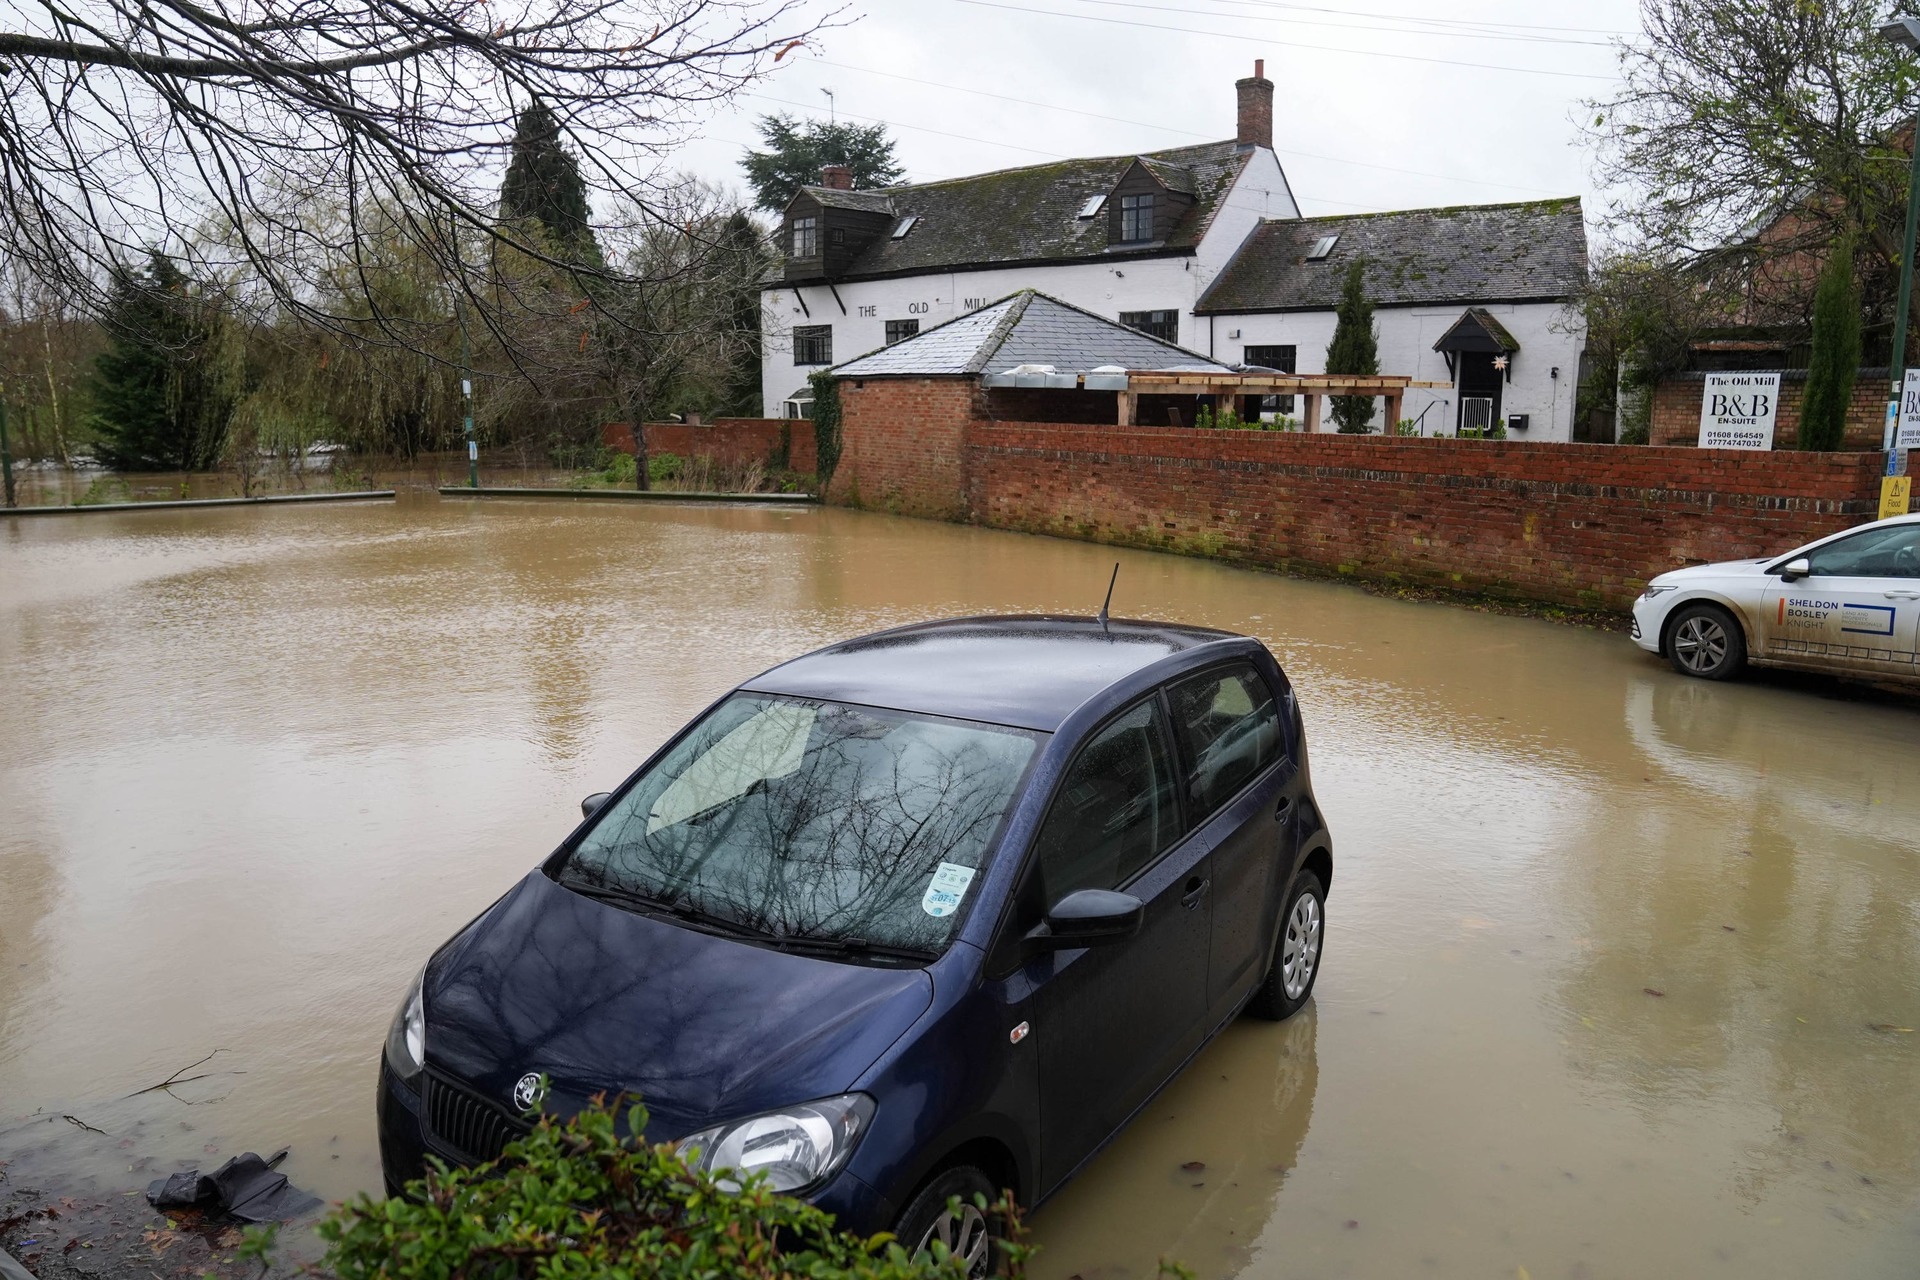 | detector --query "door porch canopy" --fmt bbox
[1120,371,1453,432]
